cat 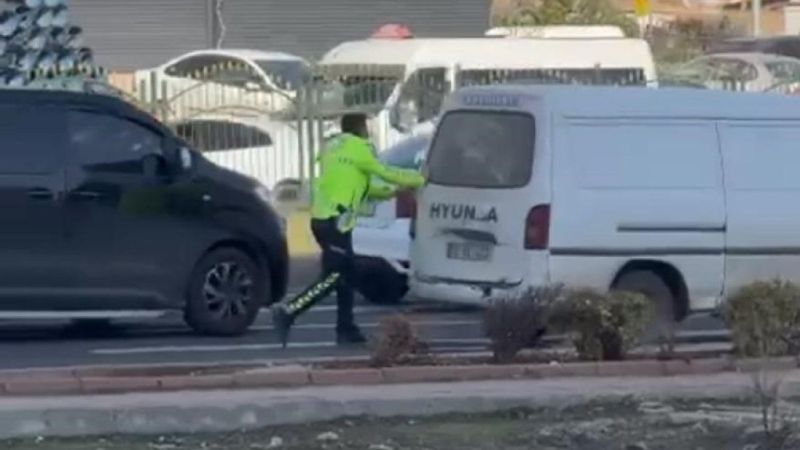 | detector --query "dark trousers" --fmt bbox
[284,217,356,330]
